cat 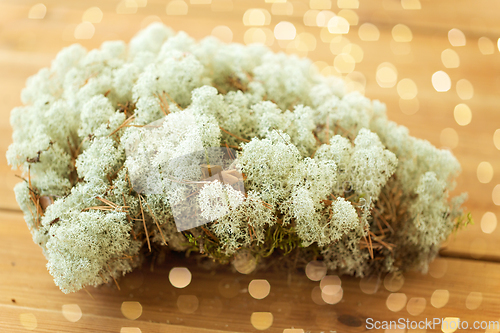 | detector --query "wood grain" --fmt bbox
[2,211,500,332]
